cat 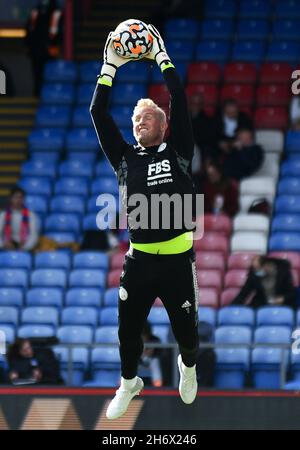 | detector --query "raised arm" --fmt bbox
[90,32,131,171]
